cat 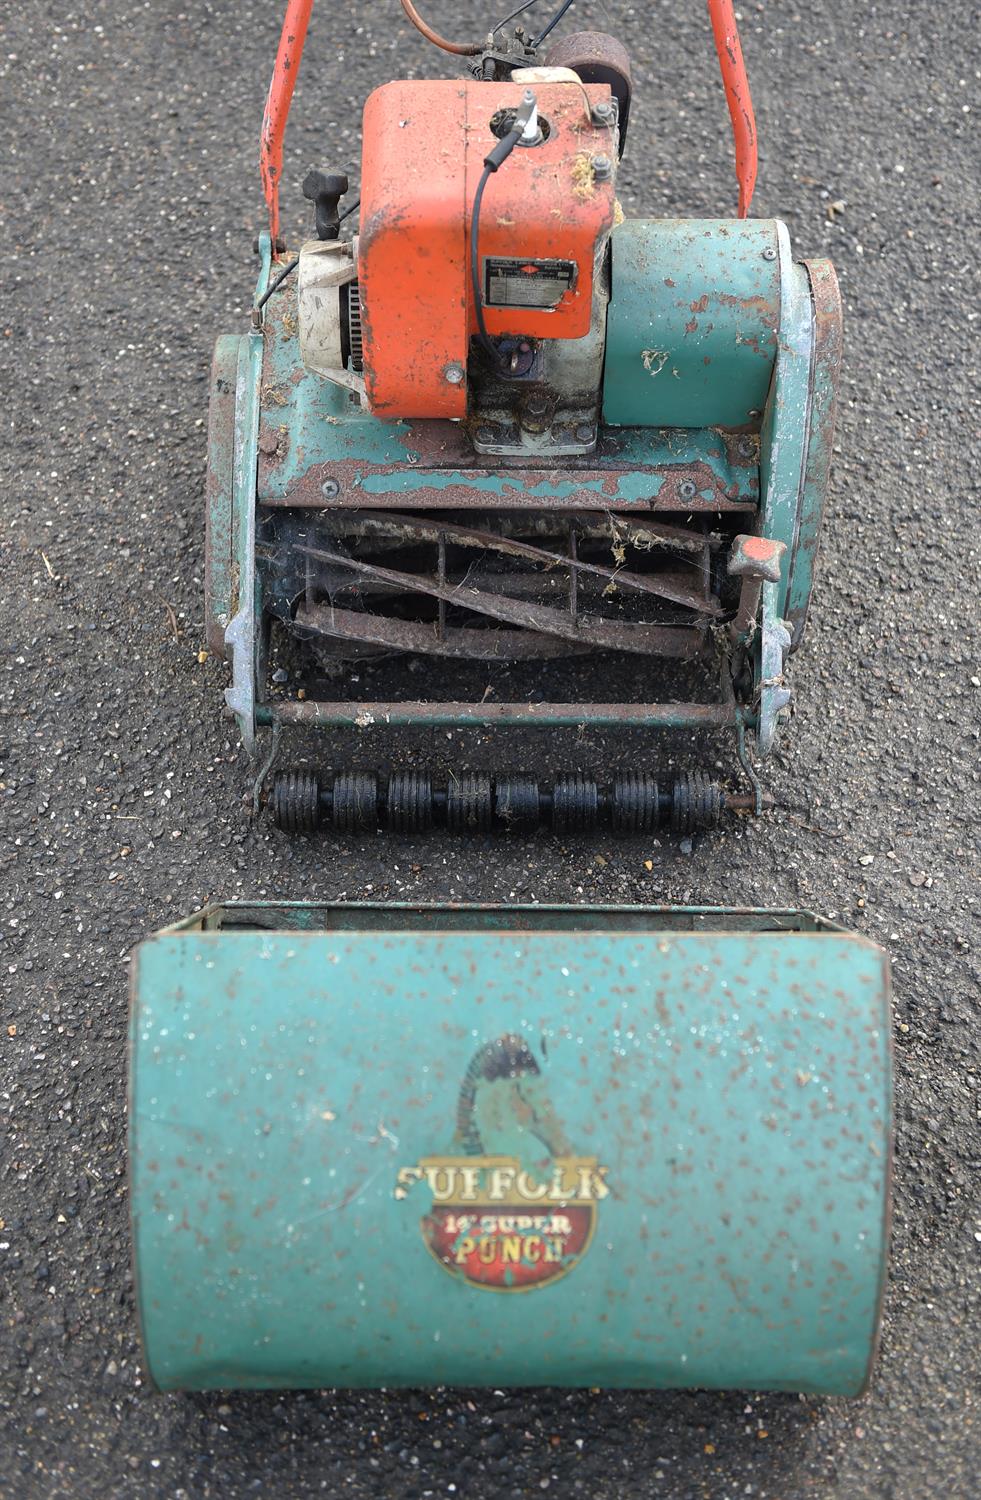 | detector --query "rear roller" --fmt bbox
[270,766,742,836]
[270,769,321,834]
[495,776,541,833]
[446,774,493,833]
[552,775,599,836]
[386,771,434,834]
[611,772,659,835]
[671,770,724,836]
[332,771,378,834]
